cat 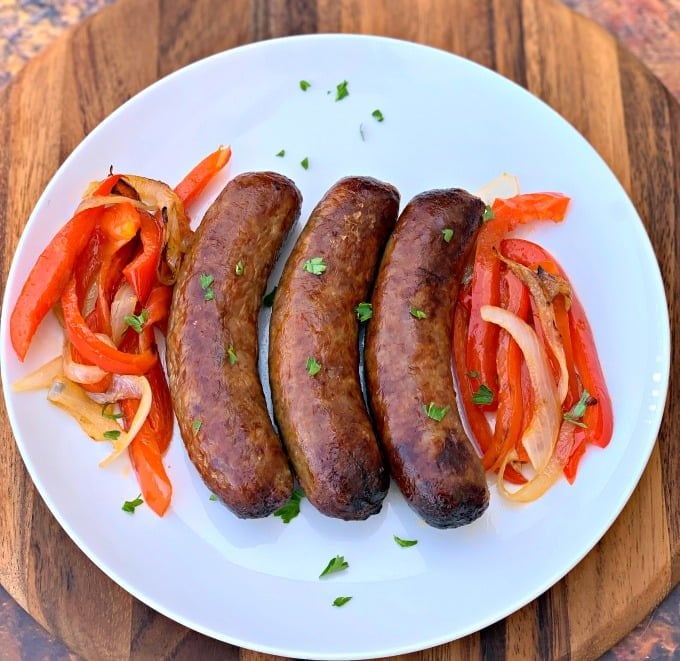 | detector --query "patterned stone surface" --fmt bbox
[0,0,677,659]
